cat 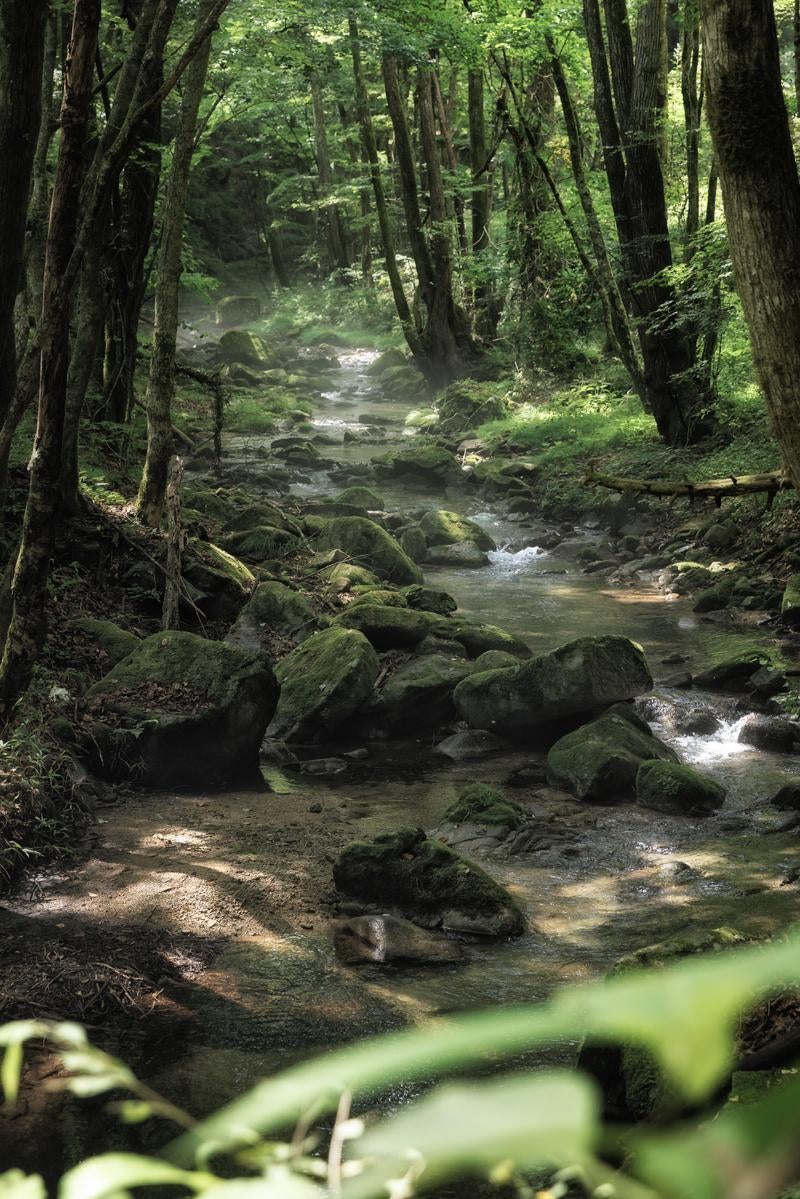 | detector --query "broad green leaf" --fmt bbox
[633,1071,800,1199]
[343,1071,598,1198]
[57,1154,210,1199]
[1,1043,23,1105]
[0,1172,46,1199]
[168,928,800,1166]
[201,1172,321,1197]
